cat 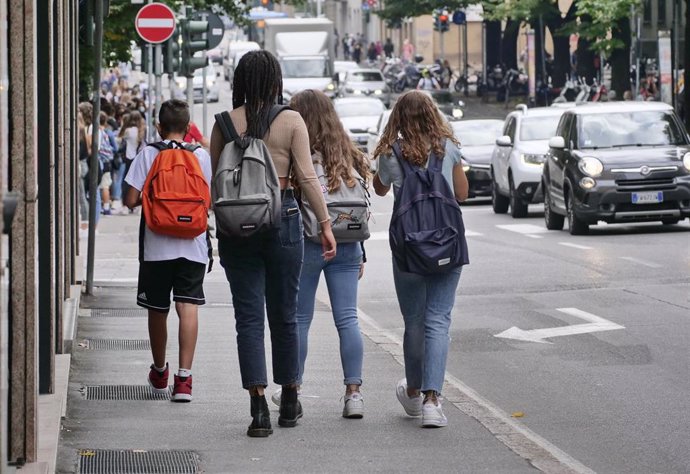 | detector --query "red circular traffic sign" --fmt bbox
[135,3,176,44]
